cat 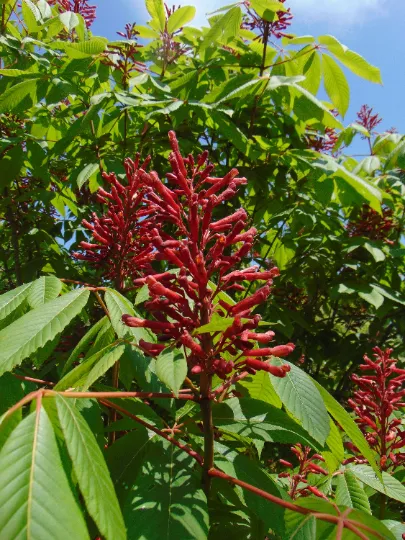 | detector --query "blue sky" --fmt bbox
[92,0,405,149]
